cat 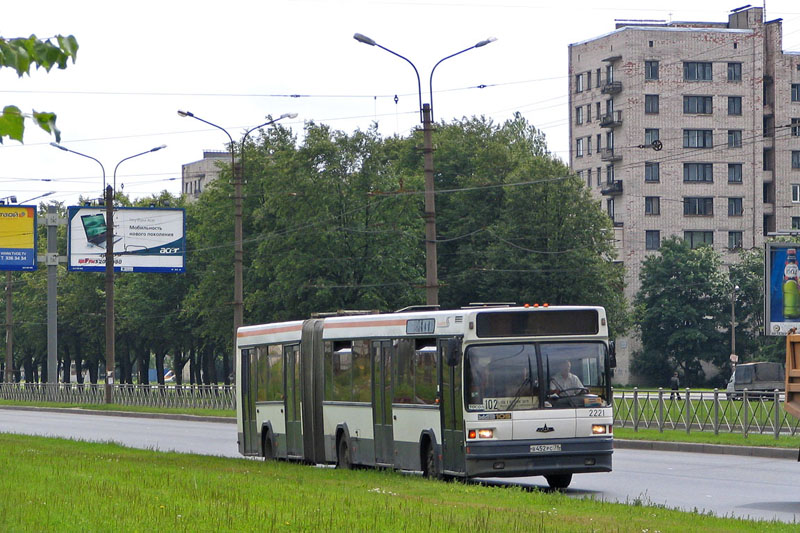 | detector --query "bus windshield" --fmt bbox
[465,342,609,412]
